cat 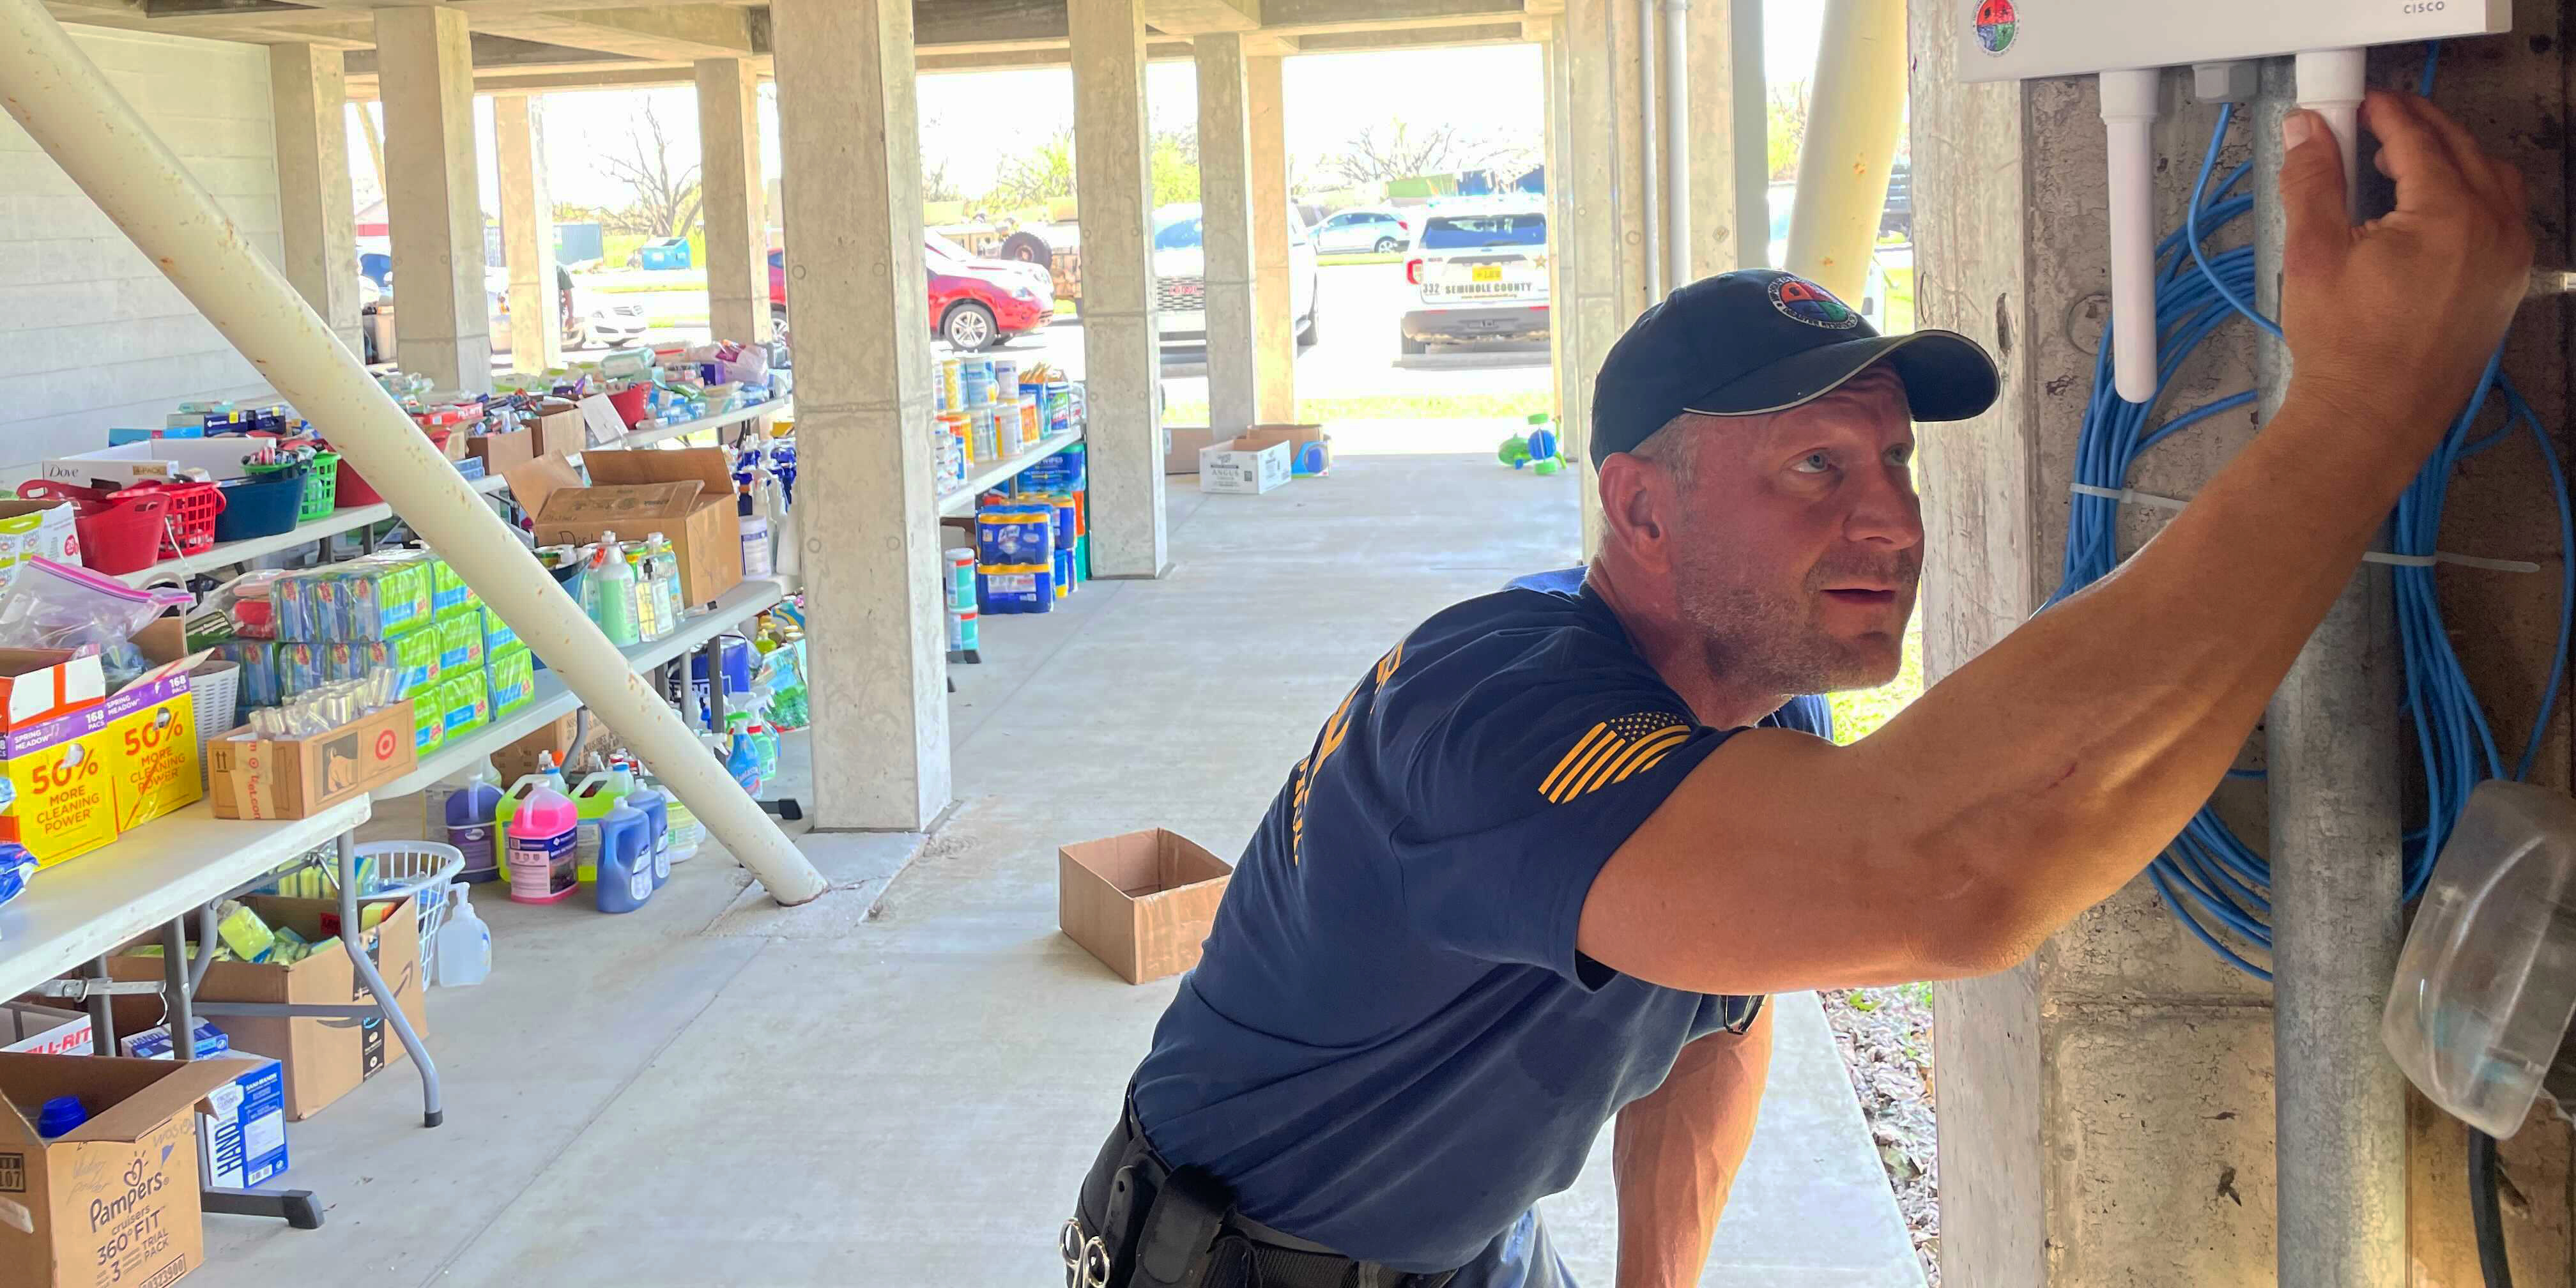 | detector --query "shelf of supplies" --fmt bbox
[621,395,791,450]
[936,424,1086,518]
[0,797,372,1000]
[116,472,516,588]
[370,574,797,800]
